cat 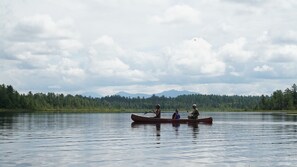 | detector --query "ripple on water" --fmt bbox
[1,112,297,167]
